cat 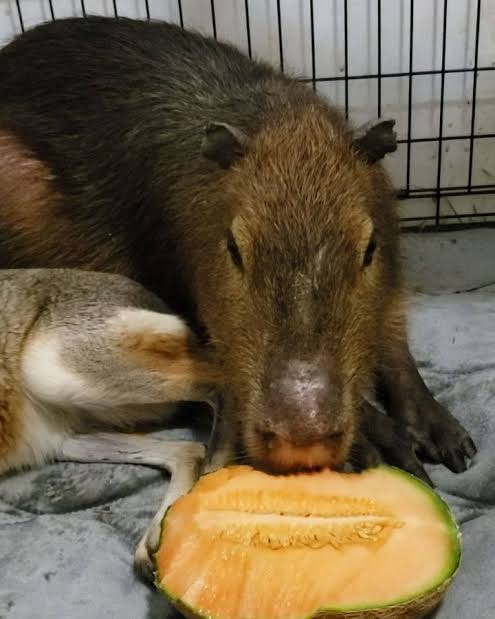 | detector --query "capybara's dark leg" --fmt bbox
[352,400,433,486]
[377,338,476,474]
